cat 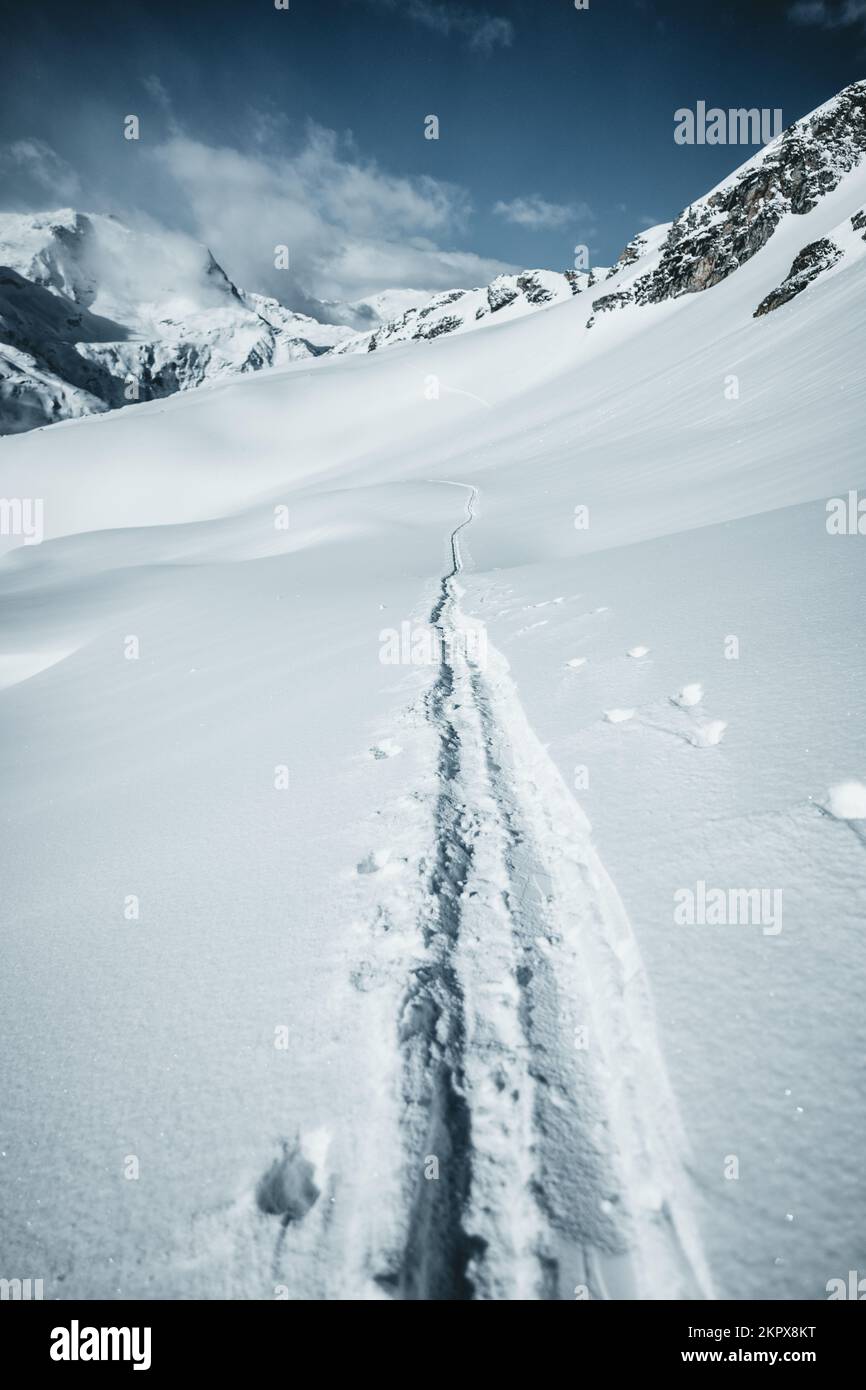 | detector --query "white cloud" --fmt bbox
[788,0,866,27]
[493,195,591,231]
[152,124,515,309]
[0,139,81,202]
[362,0,513,52]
